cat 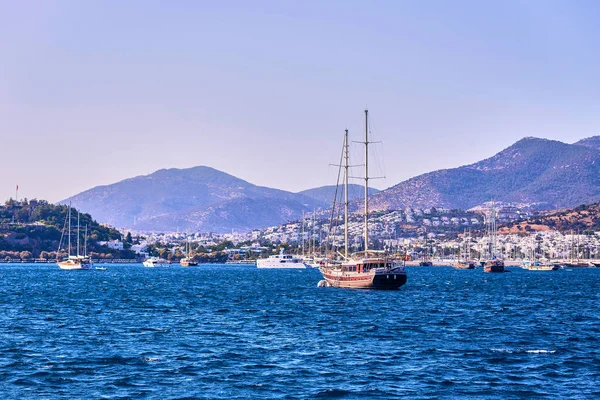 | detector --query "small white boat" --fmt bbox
[143,257,164,268]
[256,249,308,269]
[522,261,559,271]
